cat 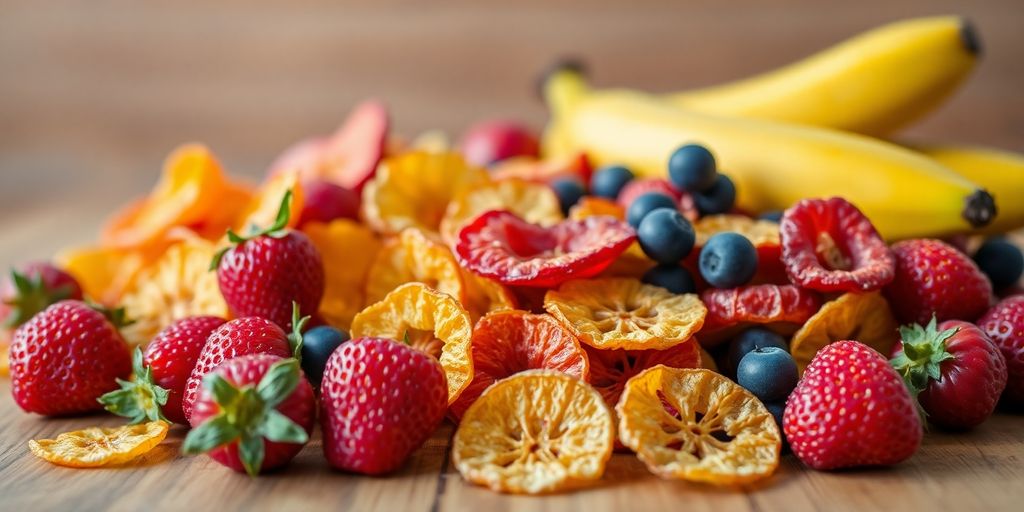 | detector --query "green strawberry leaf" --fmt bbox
[182,416,241,454]
[209,189,294,271]
[2,268,75,328]
[287,302,311,359]
[256,359,301,409]
[98,347,169,424]
[206,373,241,406]
[238,433,266,478]
[259,410,309,445]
